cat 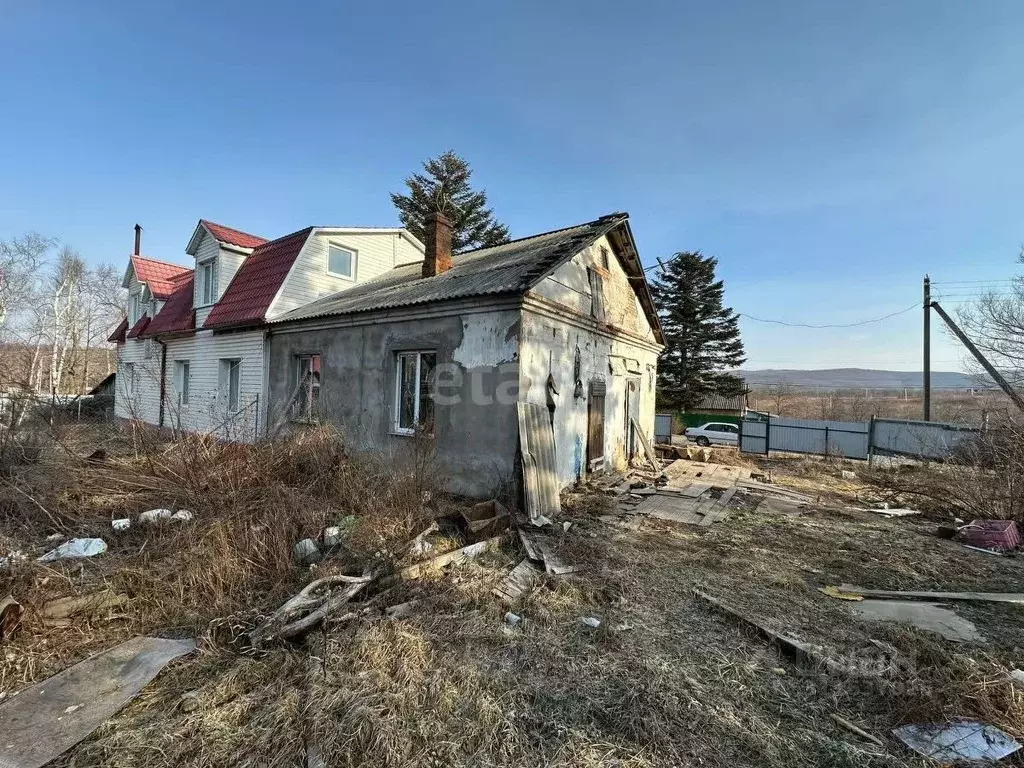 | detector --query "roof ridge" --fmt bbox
[458,212,628,257]
[251,225,315,252]
[200,219,268,242]
[132,254,191,271]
